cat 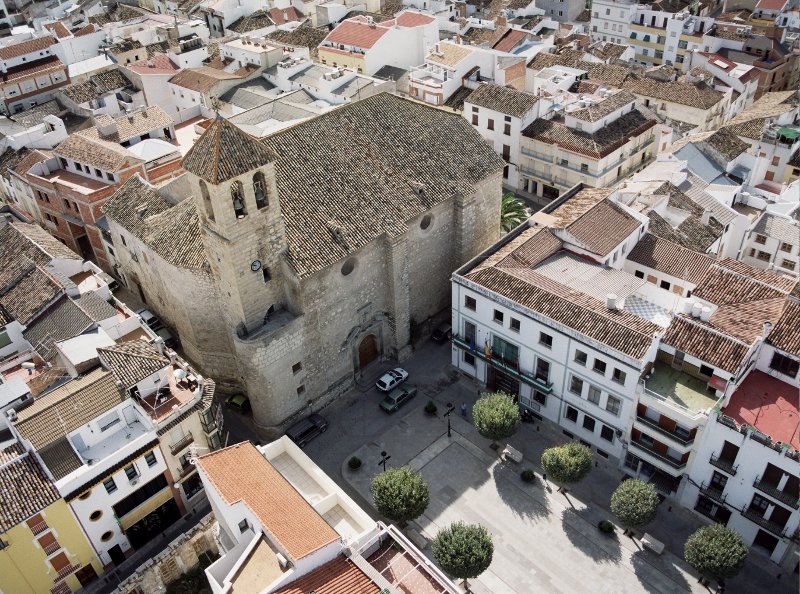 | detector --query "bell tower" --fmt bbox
[182,116,288,334]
